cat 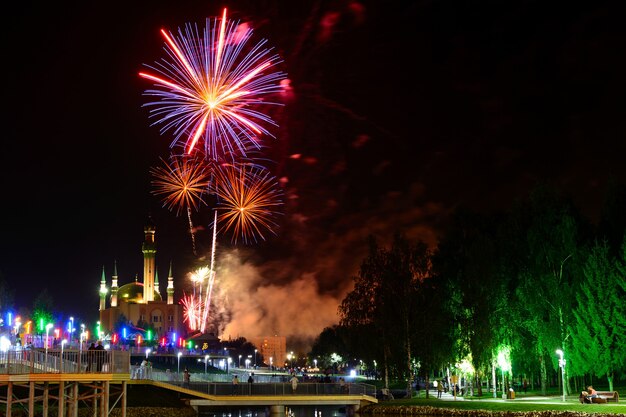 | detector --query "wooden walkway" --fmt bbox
[1,349,377,417]
[0,348,130,417]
